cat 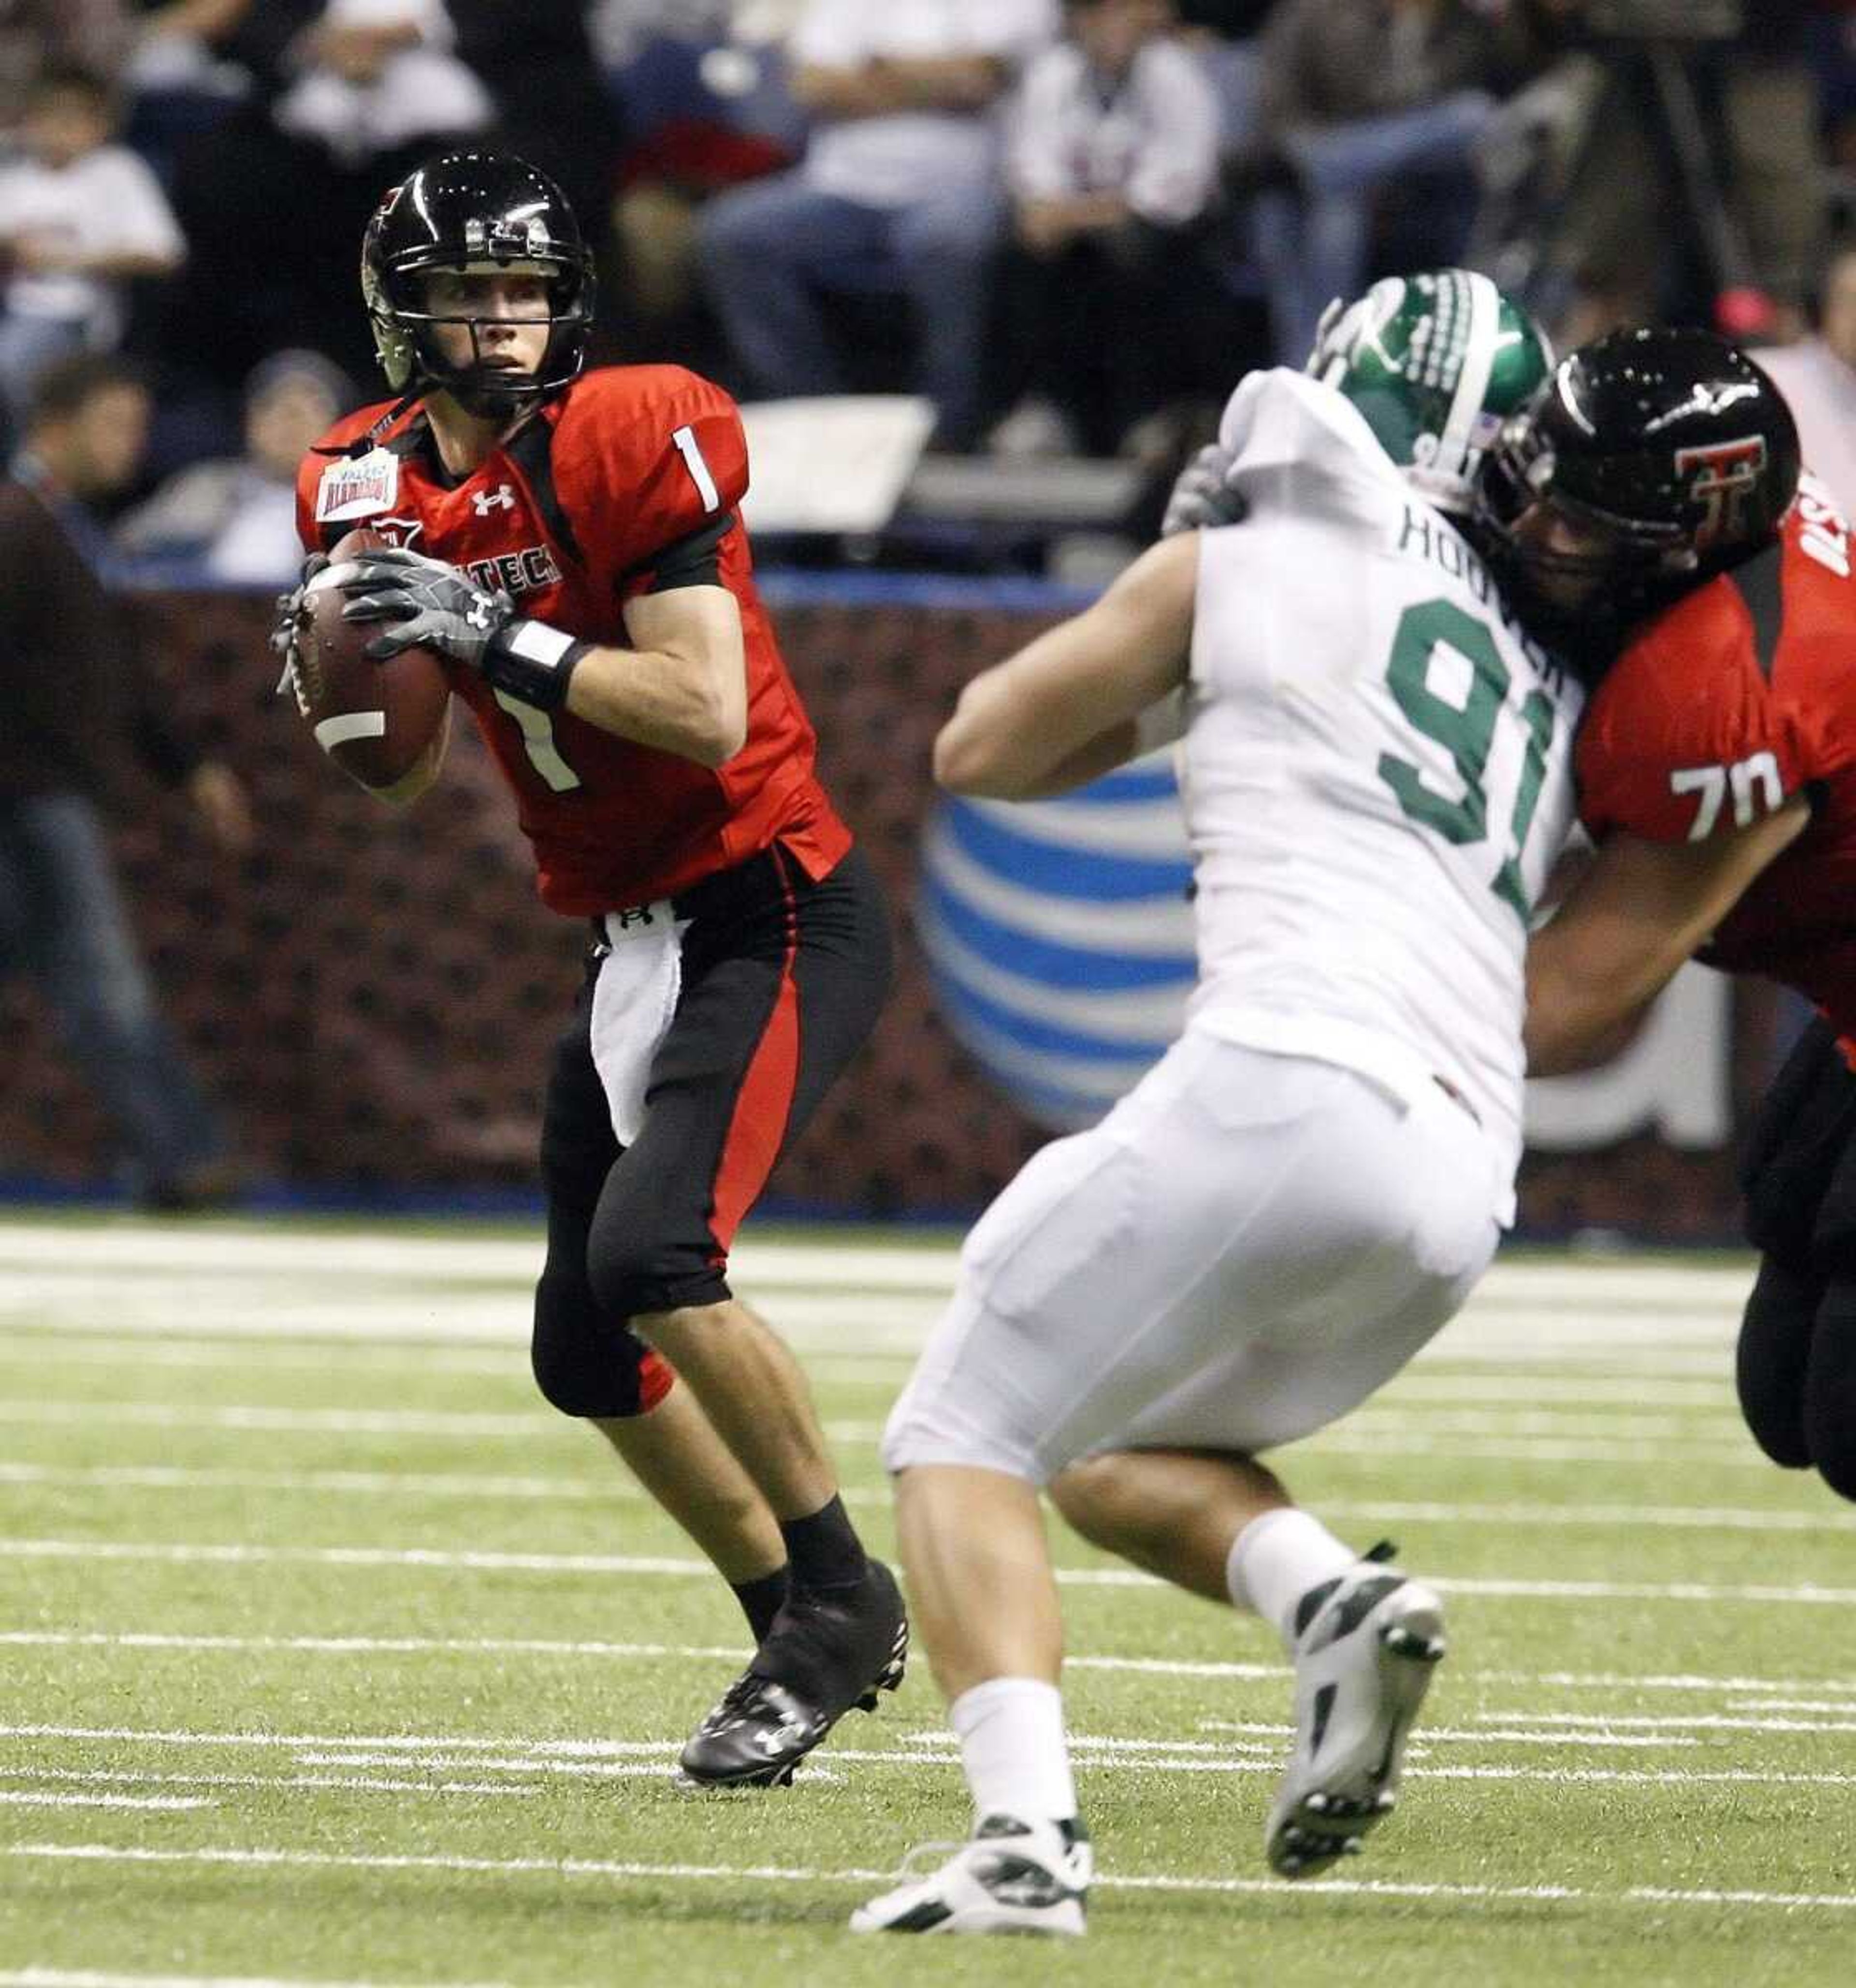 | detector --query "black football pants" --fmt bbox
[531,841,891,1419]
[1737,1017,1856,1501]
